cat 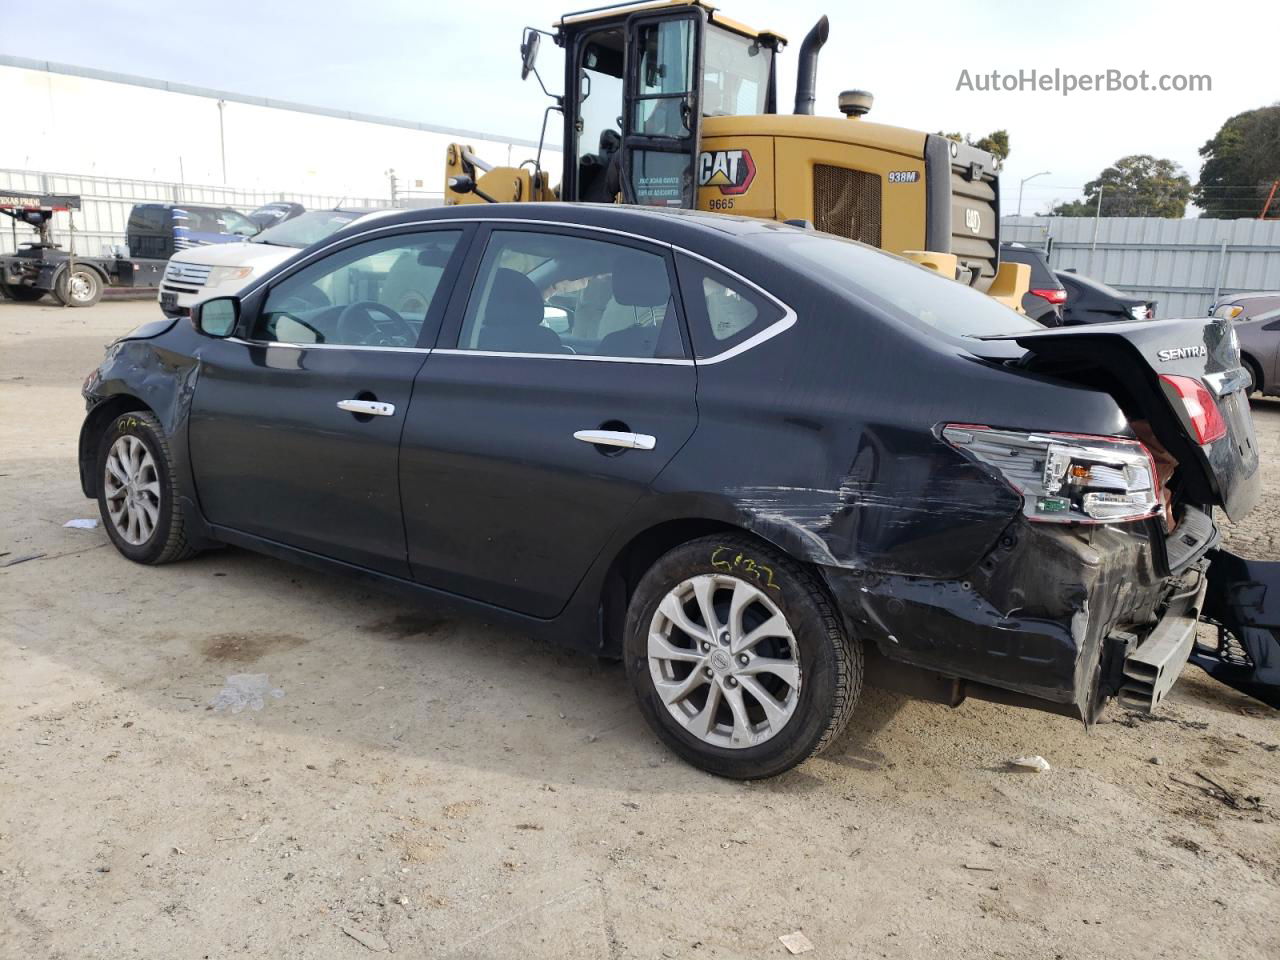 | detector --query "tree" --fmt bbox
[1047,155,1191,218]
[937,130,1010,162]
[1194,104,1280,218]
[1047,199,1095,217]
